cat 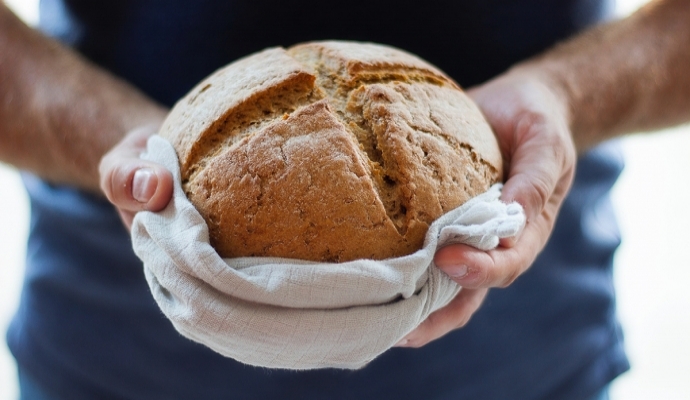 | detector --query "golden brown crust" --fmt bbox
[160,41,502,262]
